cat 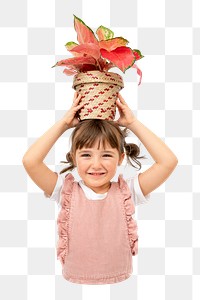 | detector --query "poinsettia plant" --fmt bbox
[52,15,144,85]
